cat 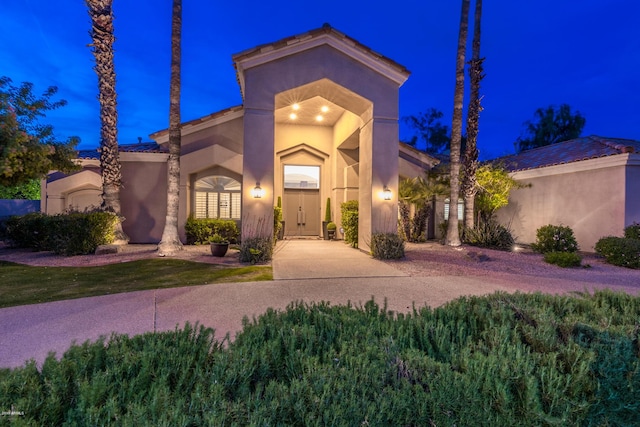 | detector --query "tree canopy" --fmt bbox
[0,77,80,187]
[515,104,586,152]
[402,108,451,154]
